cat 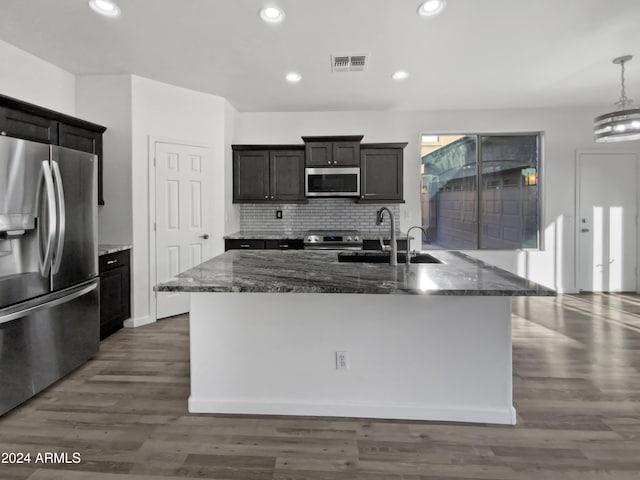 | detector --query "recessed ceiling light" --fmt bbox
[391,71,409,80]
[88,0,120,17]
[259,6,285,23]
[286,72,302,83]
[417,0,447,17]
